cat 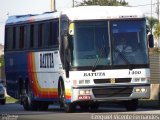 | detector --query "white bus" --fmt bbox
[4,6,151,112]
